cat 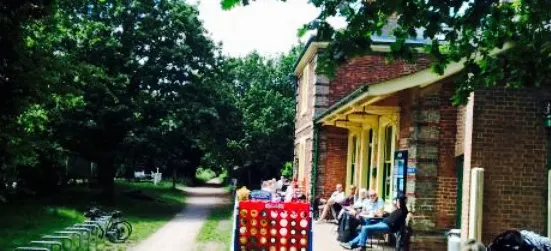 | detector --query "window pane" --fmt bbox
[350,136,357,185]
[382,126,394,200]
[366,129,373,188]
